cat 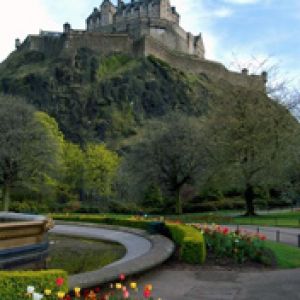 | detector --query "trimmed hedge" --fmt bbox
[0,270,68,300]
[166,223,206,264]
[52,214,151,230]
